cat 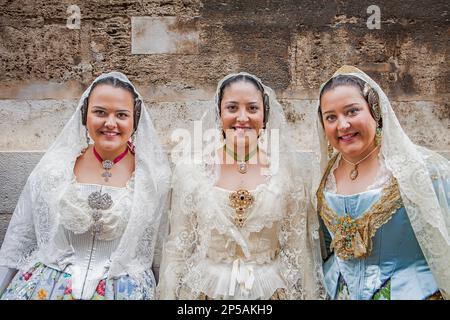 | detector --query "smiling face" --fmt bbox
[86,84,134,155]
[220,80,265,151]
[320,85,377,160]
